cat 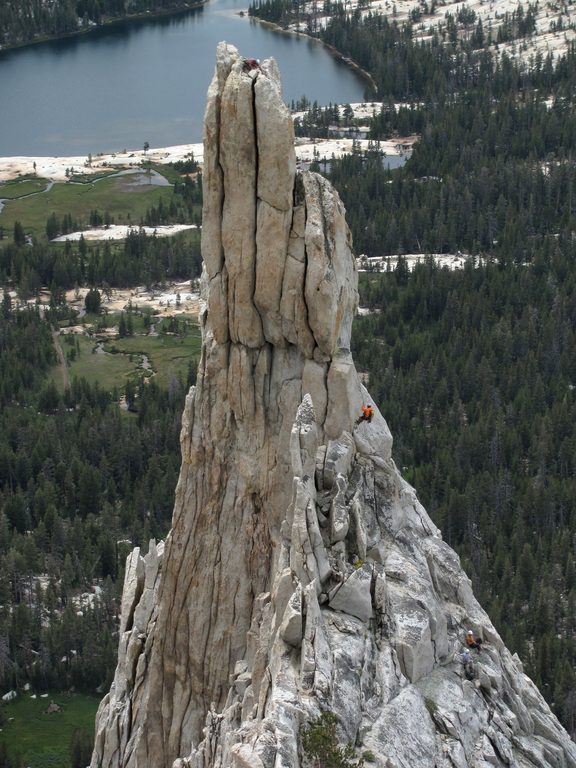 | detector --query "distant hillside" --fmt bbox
[250,0,576,64]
